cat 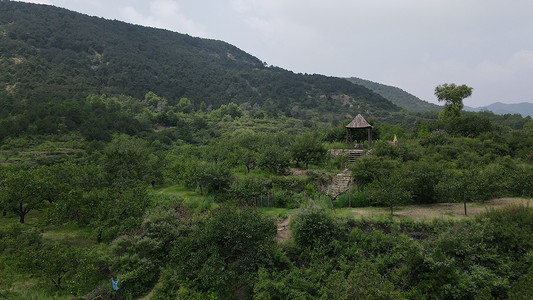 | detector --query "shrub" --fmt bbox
[291,201,338,248]
[156,205,277,298]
